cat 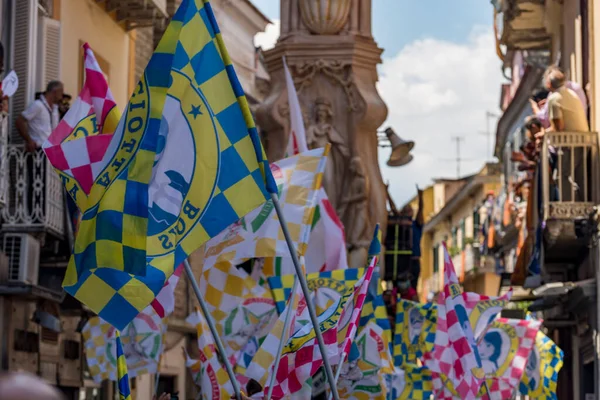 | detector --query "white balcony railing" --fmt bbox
[2,145,64,238]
